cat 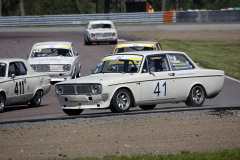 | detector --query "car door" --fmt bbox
[167,53,196,99]
[140,54,176,104]
[7,62,28,104]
